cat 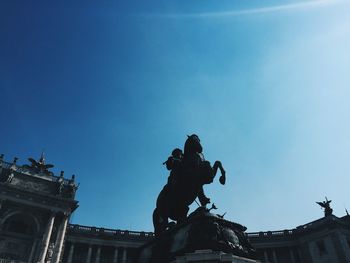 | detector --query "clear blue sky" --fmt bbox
[1,0,350,232]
